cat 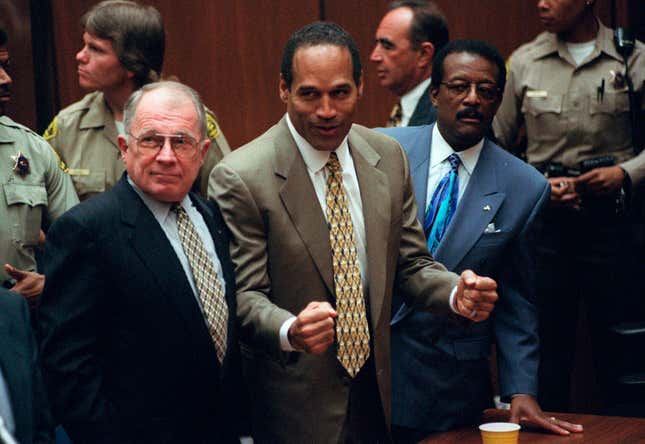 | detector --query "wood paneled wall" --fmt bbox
[0,0,36,127]
[3,0,638,145]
